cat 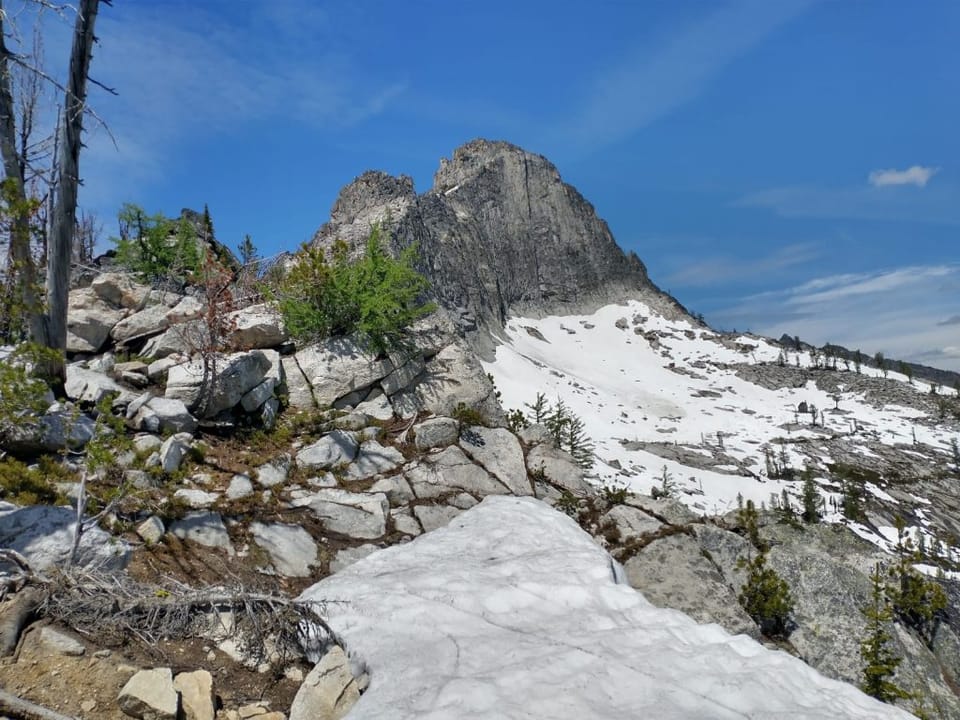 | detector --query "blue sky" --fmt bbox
[36,0,960,369]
